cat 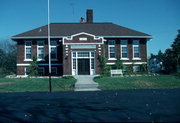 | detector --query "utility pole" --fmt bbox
[48,0,52,92]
